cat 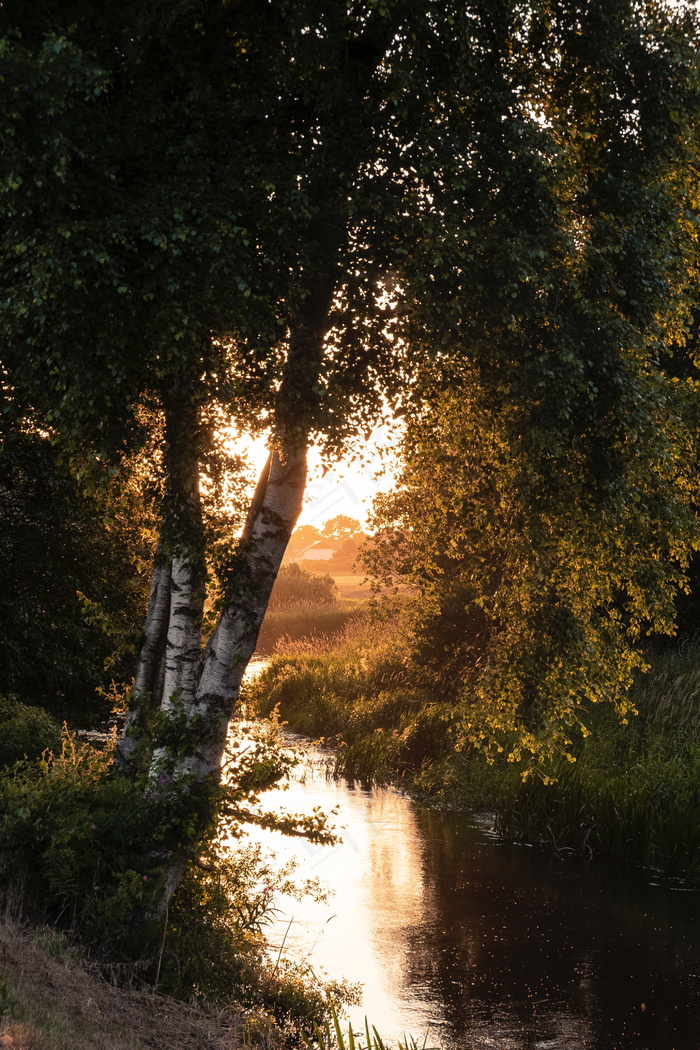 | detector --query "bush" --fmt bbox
[268,564,337,610]
[0,730,163,949]
[0,432,151,726]
[0,698,61,768]
[494,639,700,879]
[0,722,357,1032]
[161,840,359,1025]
